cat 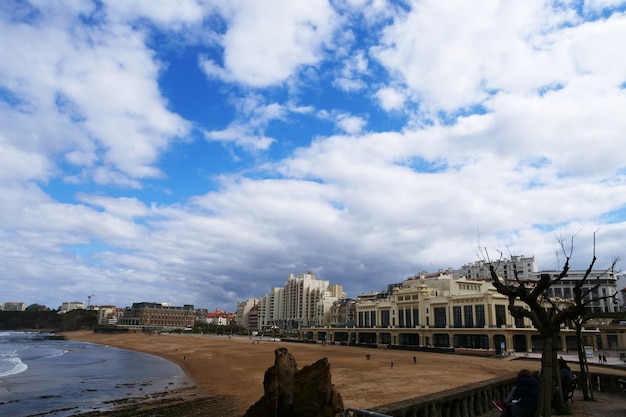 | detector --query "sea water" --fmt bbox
[0,331,189,416]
